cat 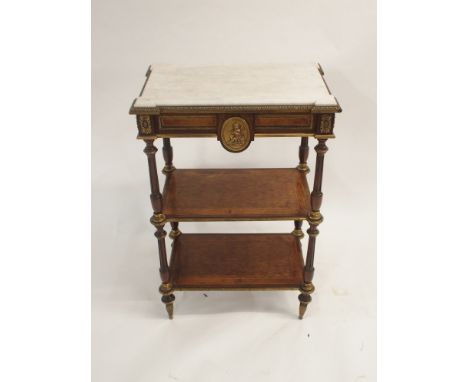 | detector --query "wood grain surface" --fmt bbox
[162,168,311,221]
[170,233,304,289]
